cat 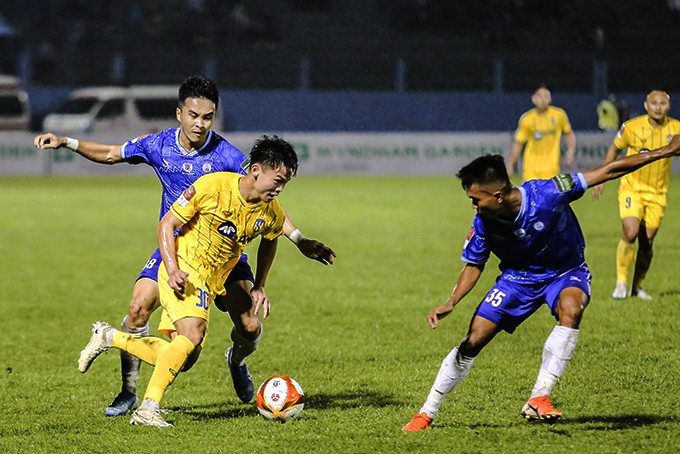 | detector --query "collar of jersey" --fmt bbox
[174,129,213,157]
[234,174,264,208]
